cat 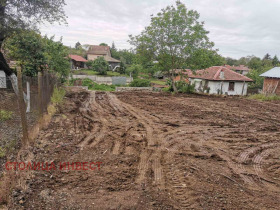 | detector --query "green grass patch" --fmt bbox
[249,94,280,101]
[0,110,13,122]
[73,69,128,77]
[51,87,66,105]
[130,79,151,87]
[82,79,116,91]
[150,80,166,85]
